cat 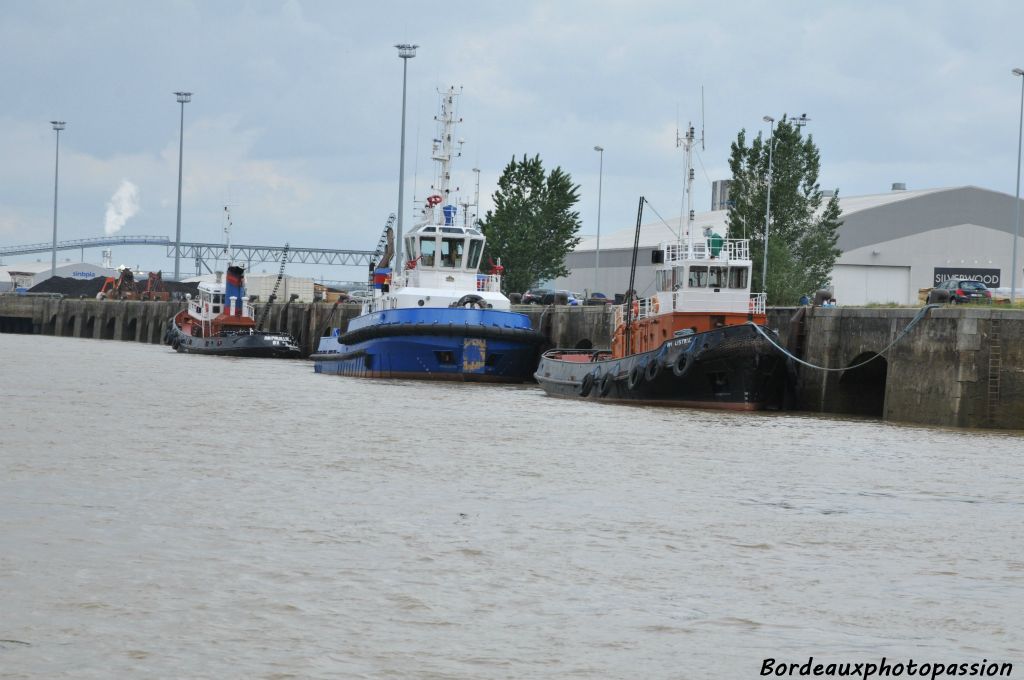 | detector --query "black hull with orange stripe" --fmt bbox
[534,323,792,410]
